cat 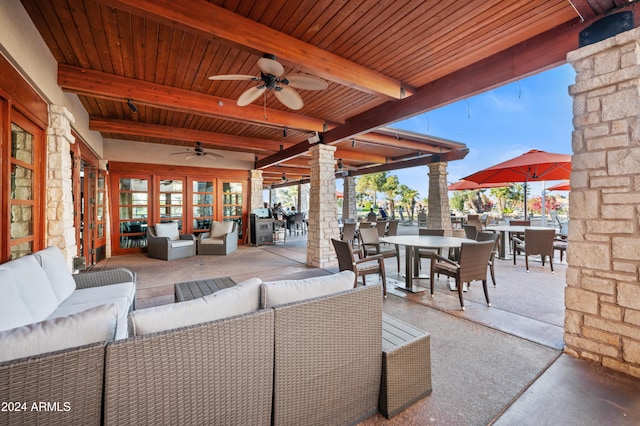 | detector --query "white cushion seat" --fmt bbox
[200,238,224,245]
[261,270,356,308]
[171,239,195,248]
[154,222,180,240]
